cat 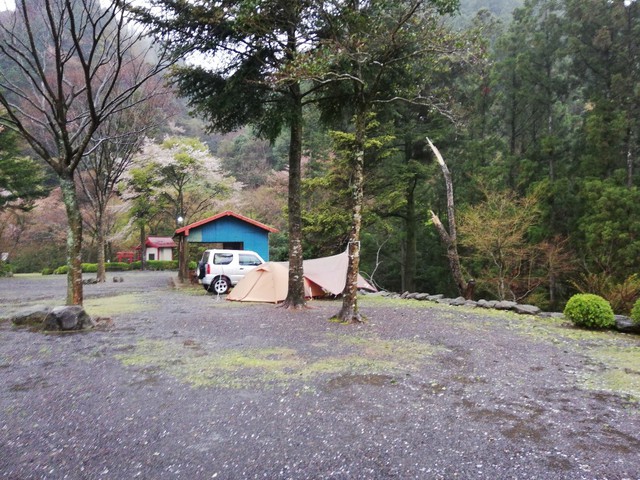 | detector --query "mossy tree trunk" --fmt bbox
[283,82,306,309]
[59,173,83,305]
[96,213,107,283]
[336,108,366,324]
